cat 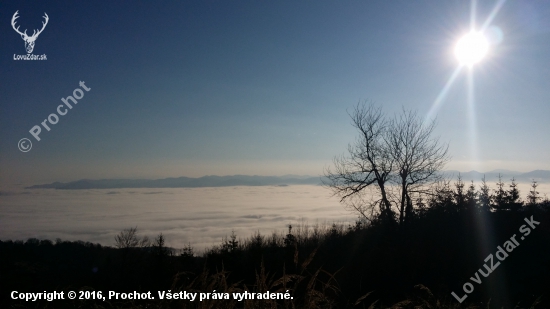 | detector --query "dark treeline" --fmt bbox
[1,178,550,308]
